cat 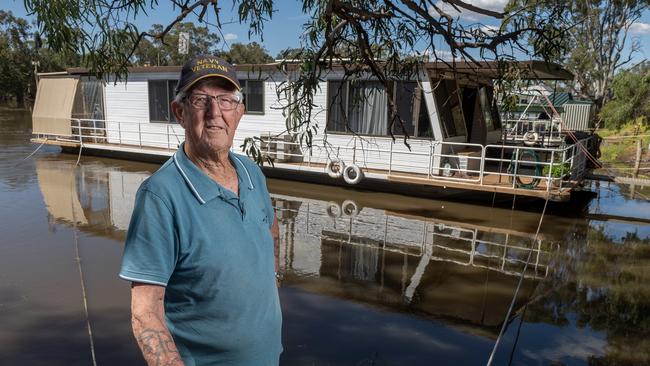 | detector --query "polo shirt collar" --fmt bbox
[173,143,254,204]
